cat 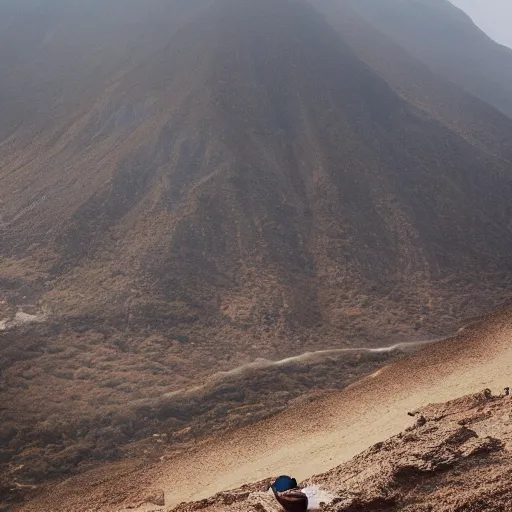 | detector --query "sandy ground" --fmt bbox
[155,313,512,509]
[16,310,512,511]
